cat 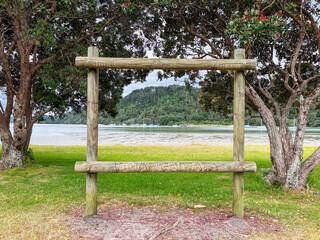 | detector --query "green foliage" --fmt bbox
[120,0,173,17]
[0,0,154,121]
[227,10,287,47]
[141,1,319,129]
[116,85,211,125]
[23,148,36,166]
[44,85,233,125]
